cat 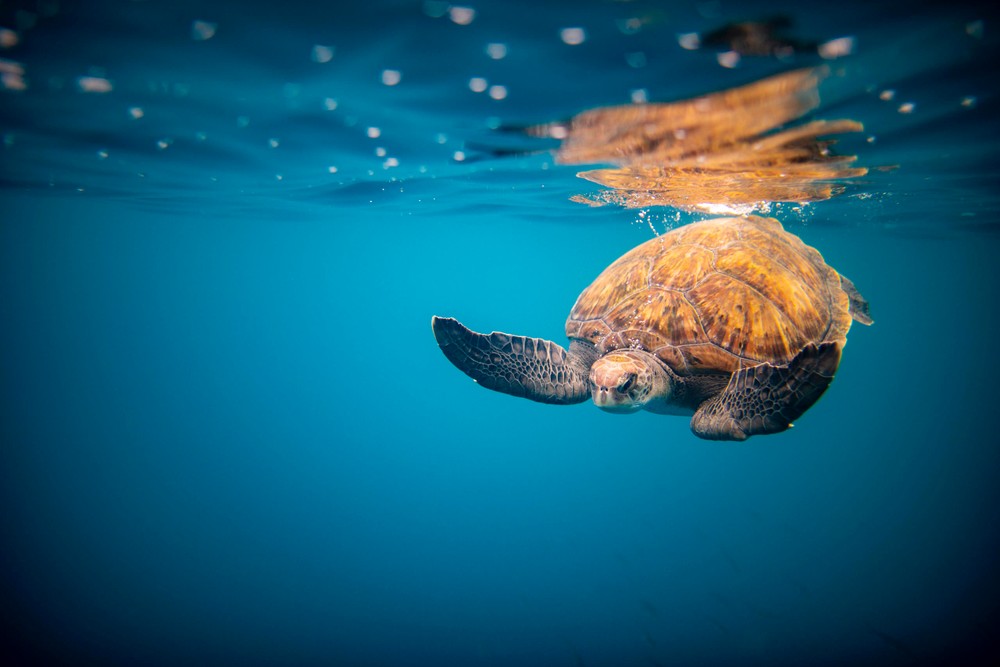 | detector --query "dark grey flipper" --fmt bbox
[840,275,873,325]
[689,342,842,441]
[431,316,593,405]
